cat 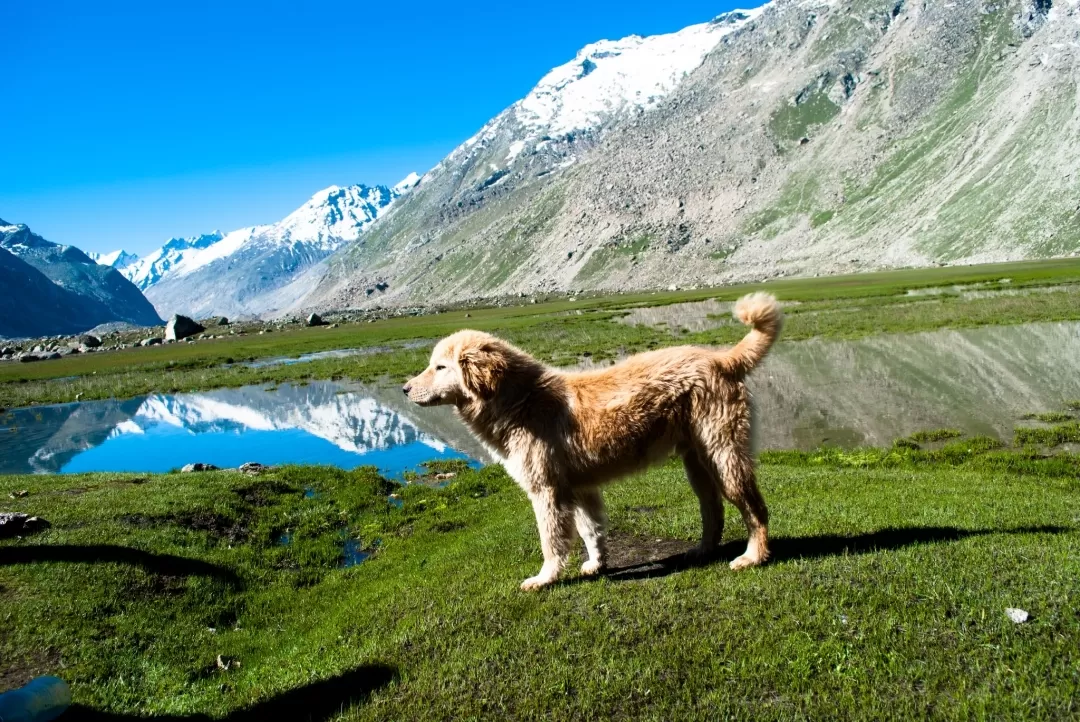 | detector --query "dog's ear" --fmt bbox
[458,340,509,399]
